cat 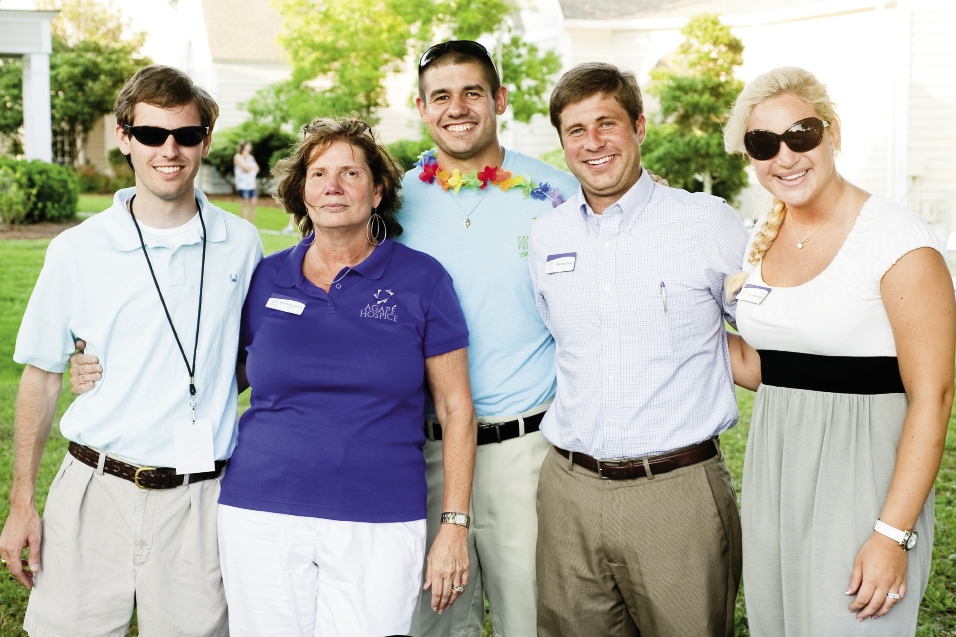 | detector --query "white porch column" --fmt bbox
[21,52,52,162]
